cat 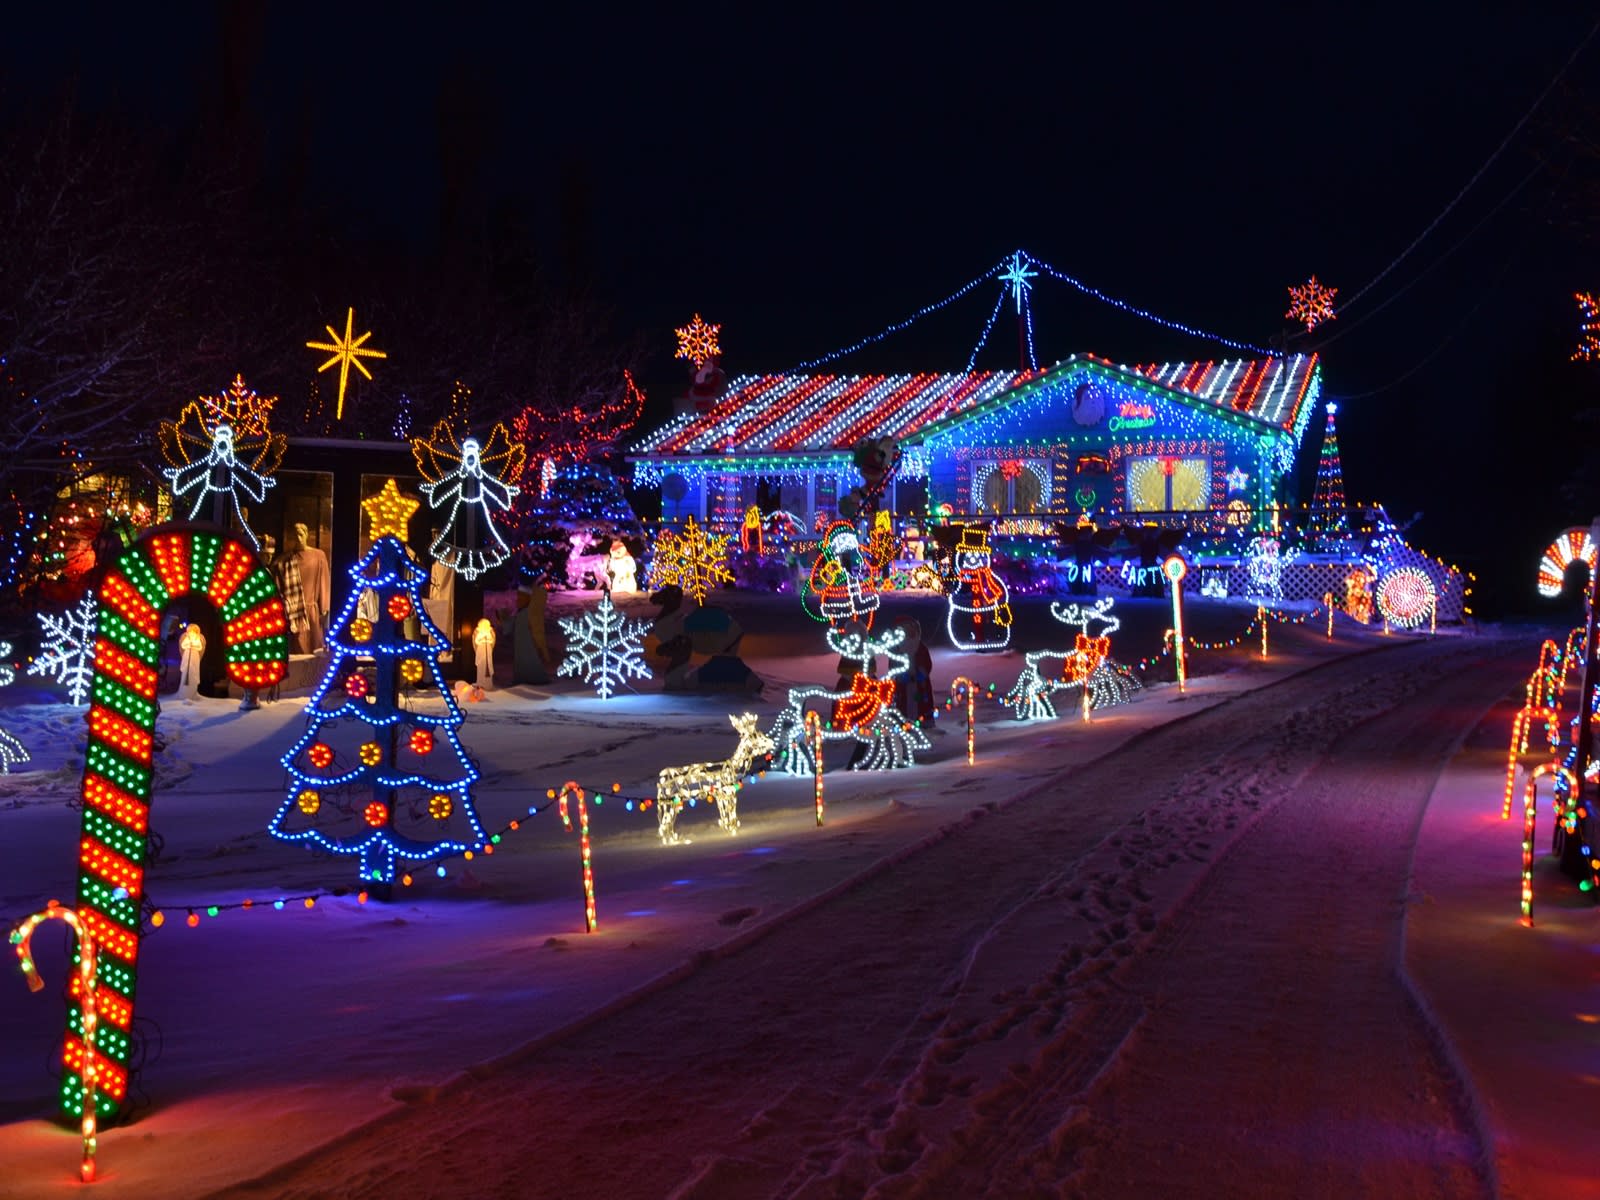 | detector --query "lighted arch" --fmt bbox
[1536,528,1596,599]
[64,527,287,1121]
